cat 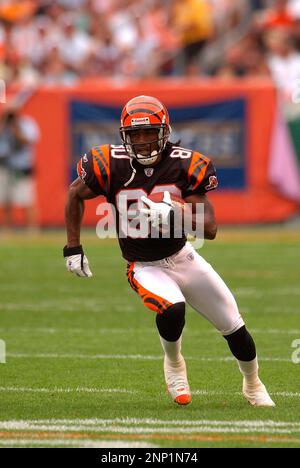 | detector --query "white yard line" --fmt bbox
[0,386,135,396]
[1,419,300,439]
[193,390,300,398]
[1,327,300,336]
[233,287,300,297]
[6,353,293,362]
[0,387,299,398]
[249,329,300,335]
[0,327,131,335]
[0,387,136,394]
[0,439,157,448]
[7,353,162,360]
[6,418,299,428]
[0,420,300,435]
